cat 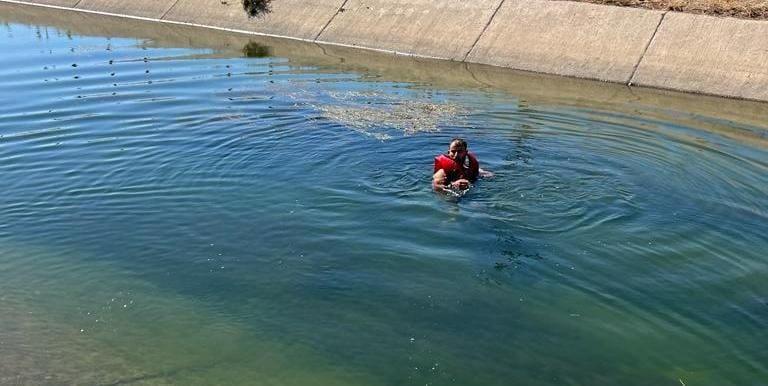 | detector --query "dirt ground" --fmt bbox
[560,0,768,19]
